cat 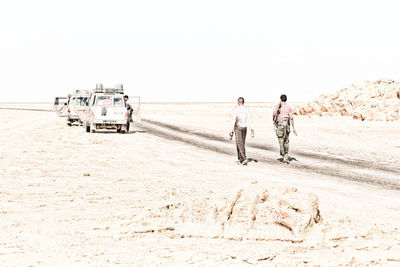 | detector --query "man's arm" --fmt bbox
[272,103,280,125]
[229,109,237,135]
[247,109,254,138]
[273,104,279,116]
[289,108,297,136]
